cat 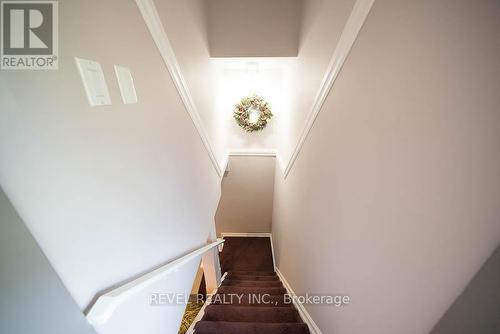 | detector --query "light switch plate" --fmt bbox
[75,57,112,107]
[114,65,138,104]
